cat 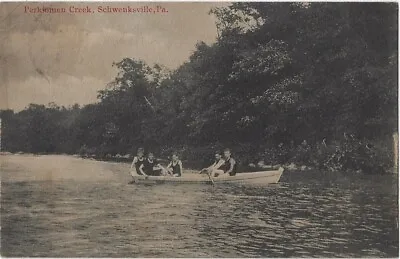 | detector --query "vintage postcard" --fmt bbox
[0,1,398,257]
